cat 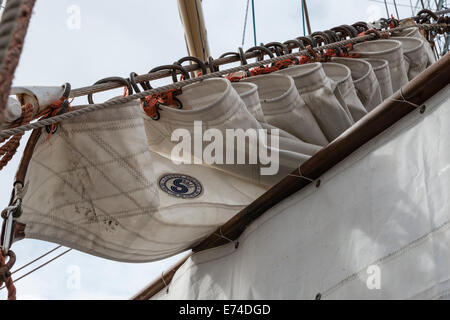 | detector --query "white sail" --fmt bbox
[152,84,450,300]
